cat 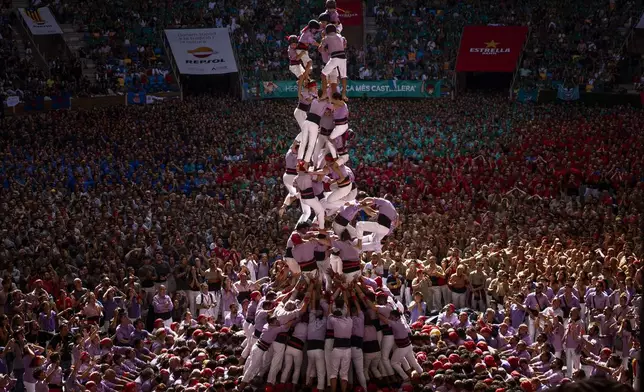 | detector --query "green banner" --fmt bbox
[259,80,442,99]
